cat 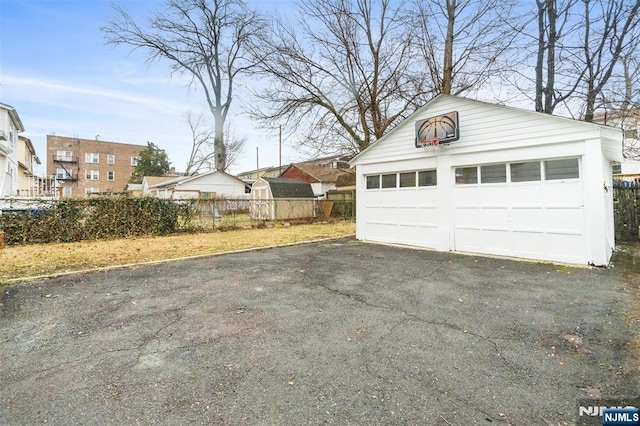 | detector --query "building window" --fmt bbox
[107,154,115,165]
[62,186,72,197]
[455,167,478,184]
[418,170,437,186]
[131,156,139,166]
[381,173,397,188]
[399,172,416,187]
[56,150,73,161]
[366,175,380,189]
[85,187,99,195]
[480,164,507,183]
[545,158,579,180]
[86,170,99,180]
[56,168,72,179]
[510,162,541,182]
[612,163,622,175]
[107,171,115,181]
[85,153,99,163]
